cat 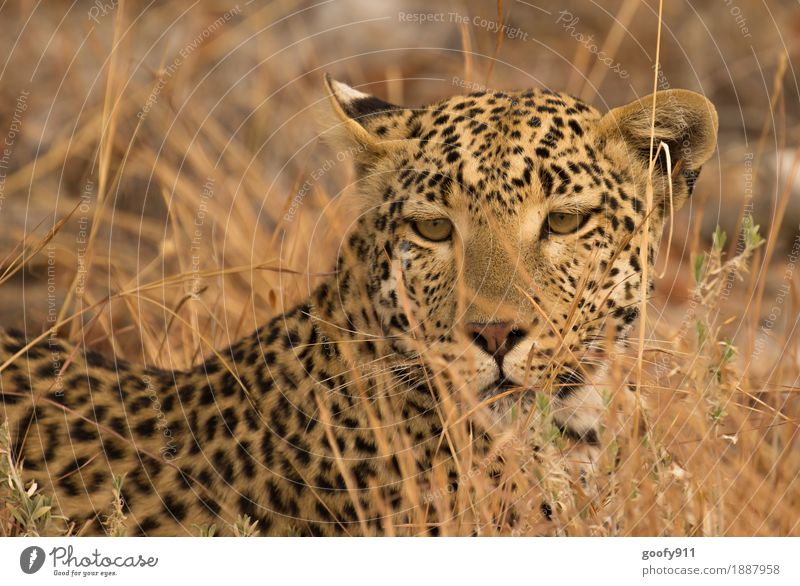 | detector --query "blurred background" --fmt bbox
[0,0,798,367]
